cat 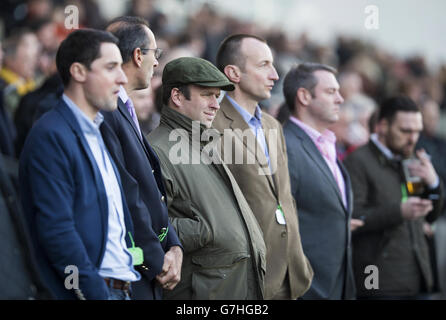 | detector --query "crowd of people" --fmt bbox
[1,0,446,300]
